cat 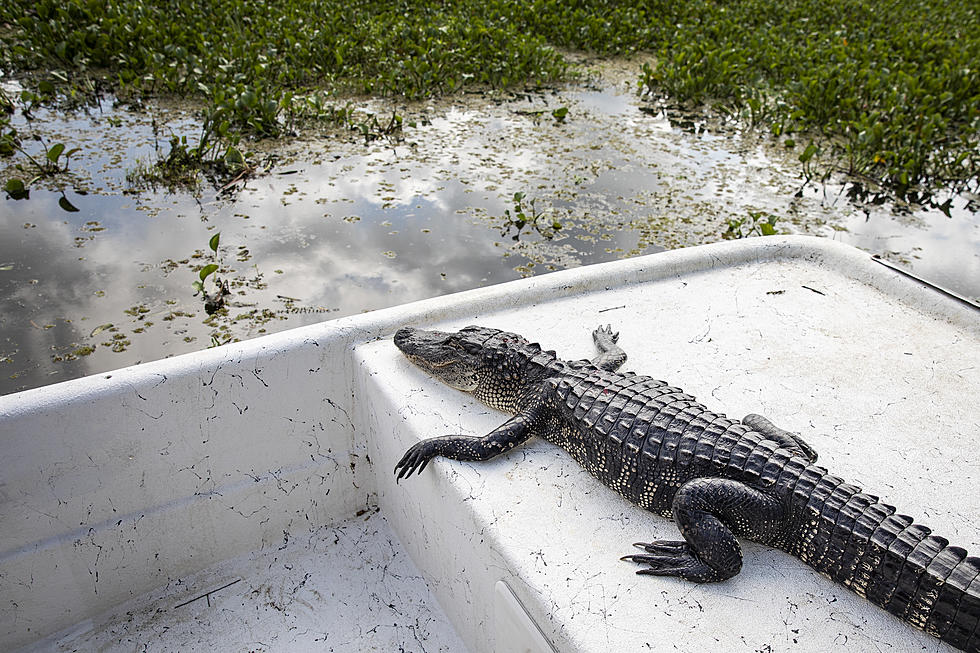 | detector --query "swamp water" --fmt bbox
[2,62,977,395]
